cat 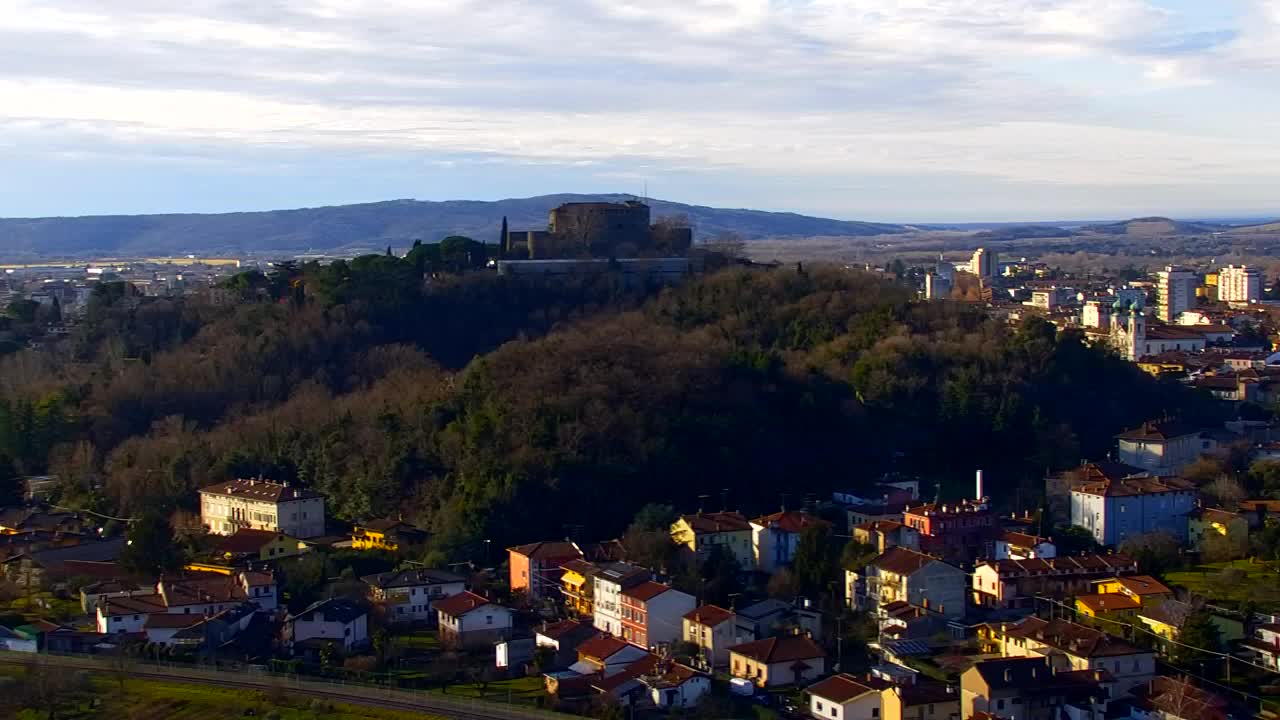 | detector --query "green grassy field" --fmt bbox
[5,674,446,720]
[1165,559,1280,611]
[431,674,546,706]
